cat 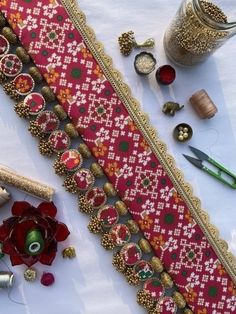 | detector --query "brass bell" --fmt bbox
[53,104,67,120]
[2,27,17,44]
[139,238,152,254]
[115,200,128,216]
[64,123,78,138]
[78,143,91,159]
[41,86,56,102]
[160,272,174,288]
[90,162,104,178]
[150,256,163,273]
[126,219,139,234]
[15,47,30,64]
[28,66,43,83]
[103,182,117,197]
[172,291,186,309]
